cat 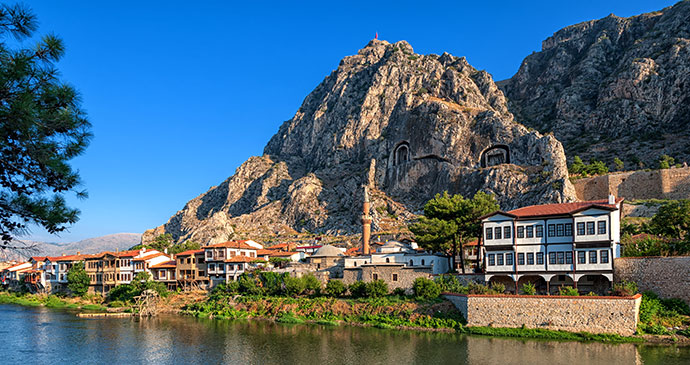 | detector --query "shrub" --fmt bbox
[467,282,491,294]
[613,157,624,171]
[661,298,690,316]
[612,281,638,296]
[365,280,388,298]
[324,280,346,297]
[238,274,264,296]
[284,275,306,296]
[659,155,675,169]
[558,286,579,296]
[435,274,465,293]
[490,282,506,294]
[302,274,321,296]
[348,281,367,298]
[413,277,441,300]
[108,300,126,308]
[392,287,406,297]
[520,282,536,295]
